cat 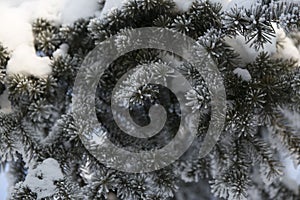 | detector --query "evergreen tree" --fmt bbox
[0,0,300,199]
